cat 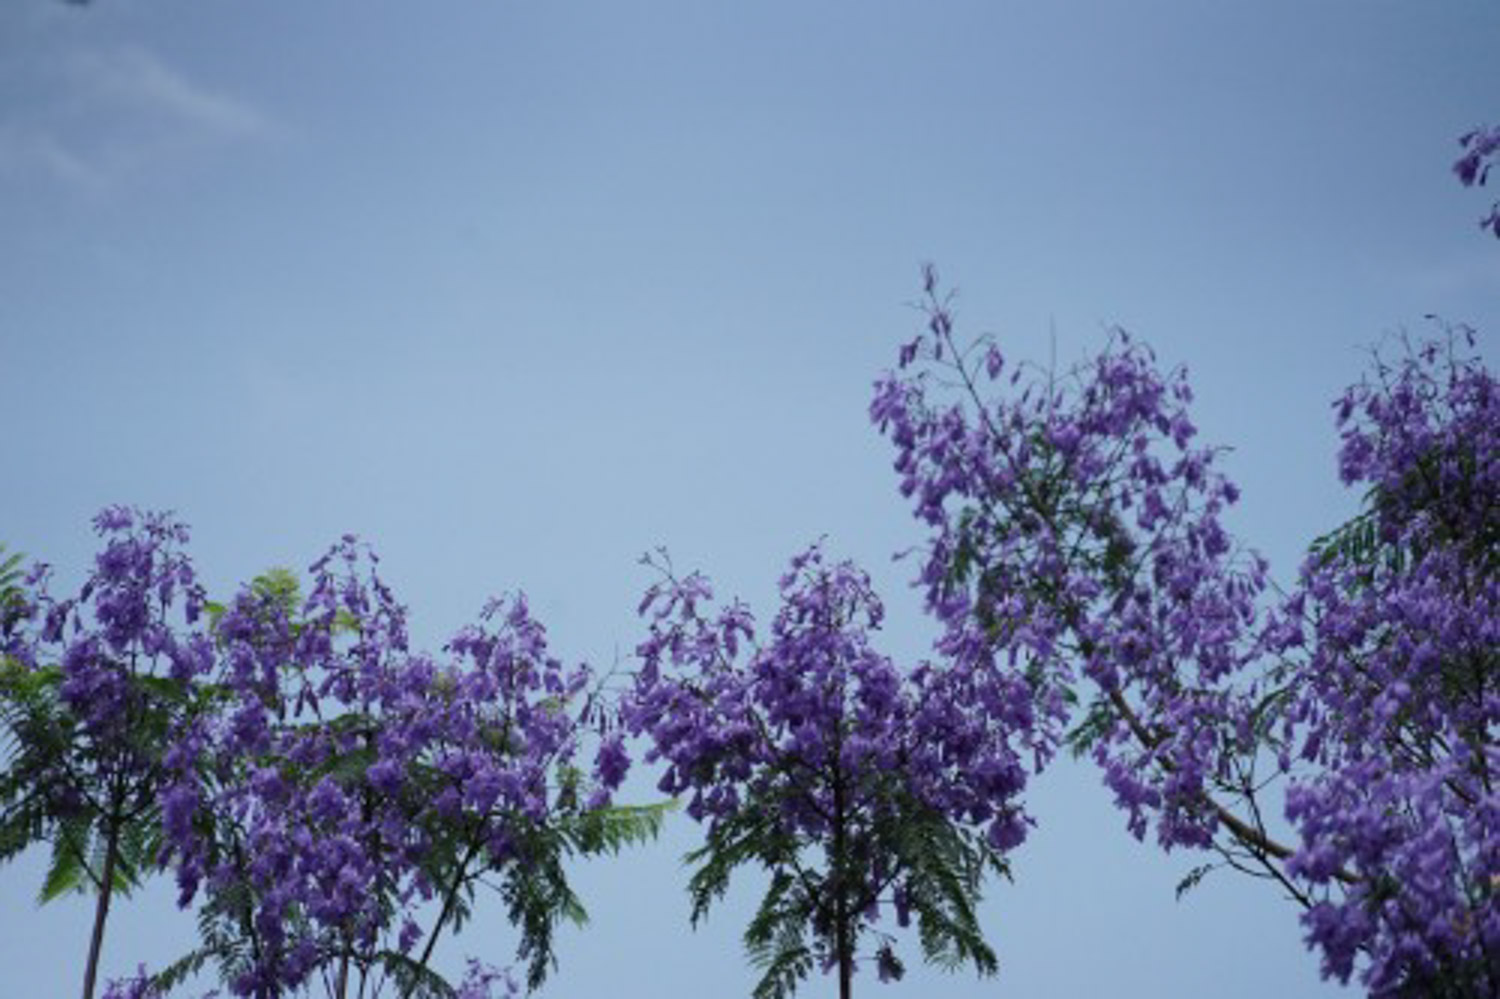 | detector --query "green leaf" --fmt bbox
[372,949,458,999]
[684,799,791,928]
[1064,697,1116,759]
[567,800,673,855]
[250,567,301,618]
[39,820,92,903]
[0,544,25,632]
[892,810,1001,977]
[496,821,591,990]
[0,788,48,864]
[744,874,815,999]
[147,945,218,995]
[1175,862,1217,900]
